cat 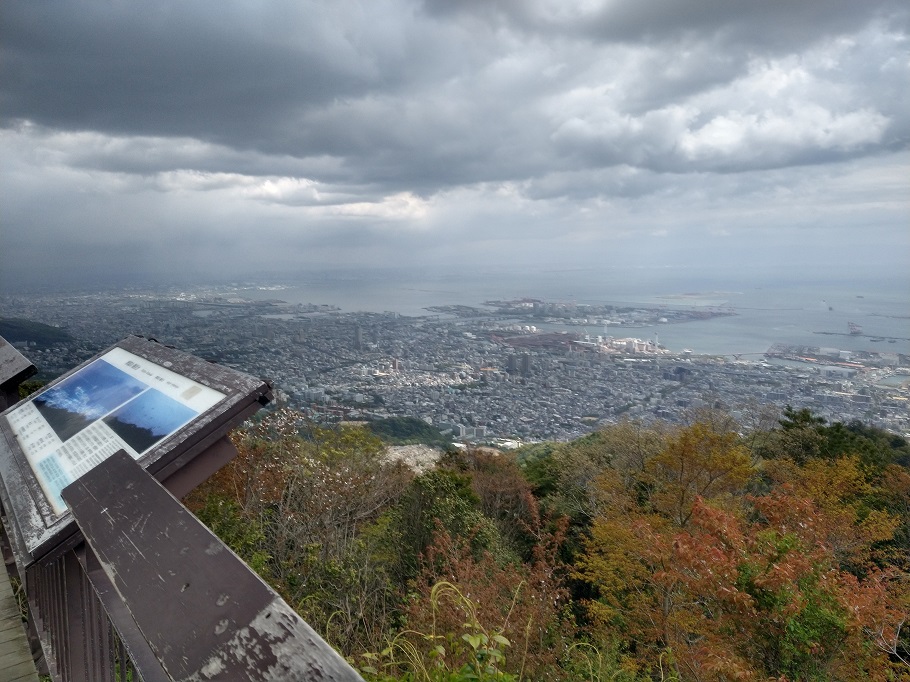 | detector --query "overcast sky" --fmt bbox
[1,0,908,291]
